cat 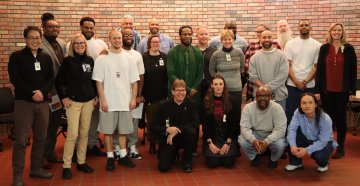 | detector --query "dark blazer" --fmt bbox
[315,43,357,95]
